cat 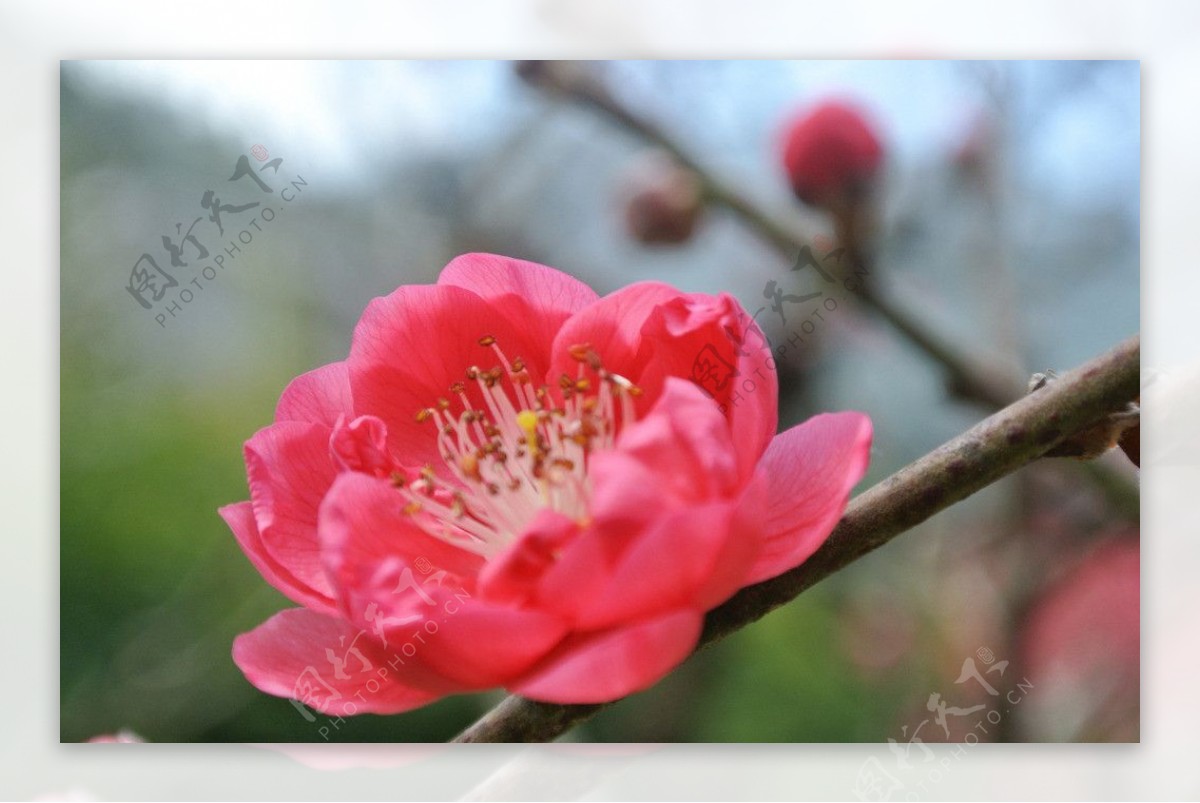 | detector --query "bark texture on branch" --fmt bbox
[453,334,1140,743]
